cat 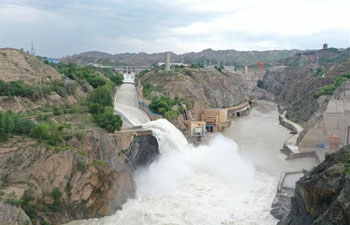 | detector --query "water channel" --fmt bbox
[68,101,318,225]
